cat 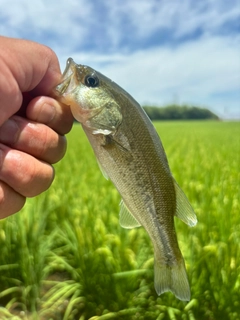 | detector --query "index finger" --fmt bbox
[0,36,61,125]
